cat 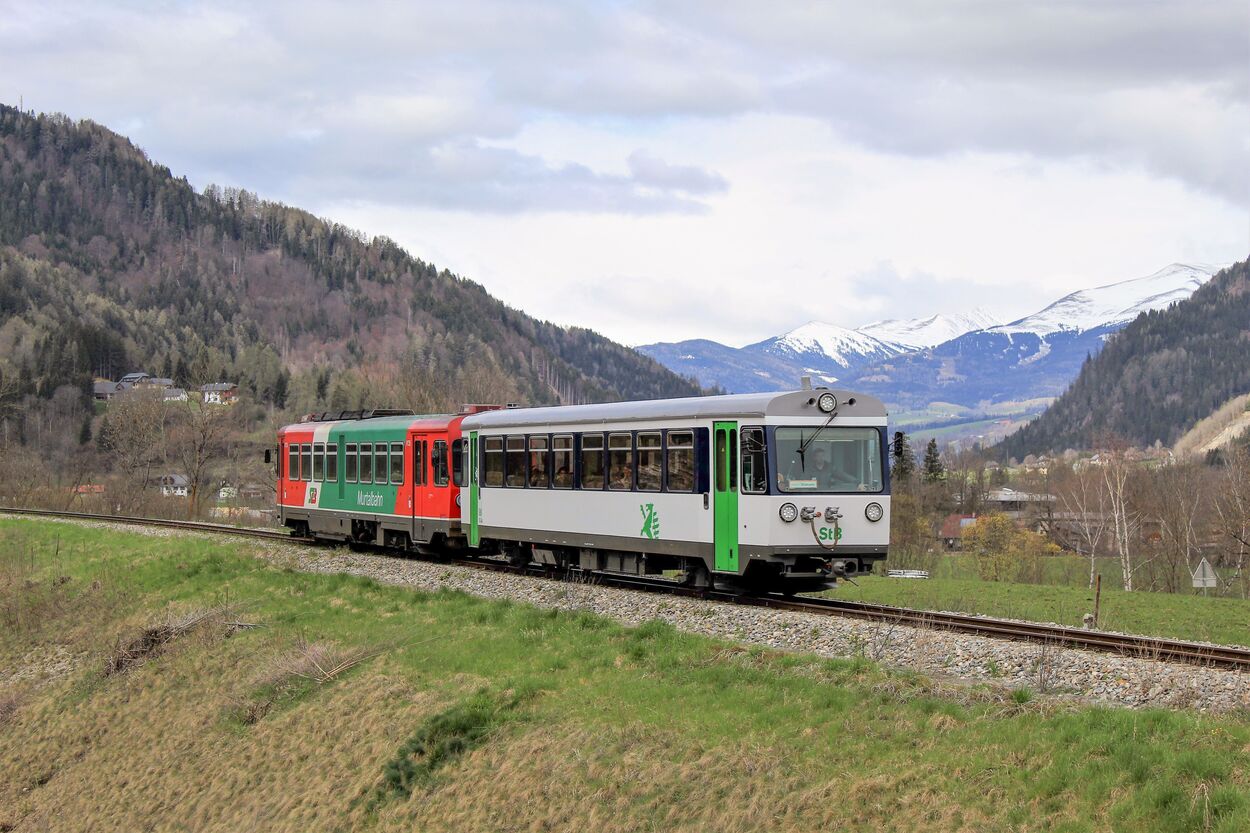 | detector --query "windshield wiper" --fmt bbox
[797,411,837,459]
